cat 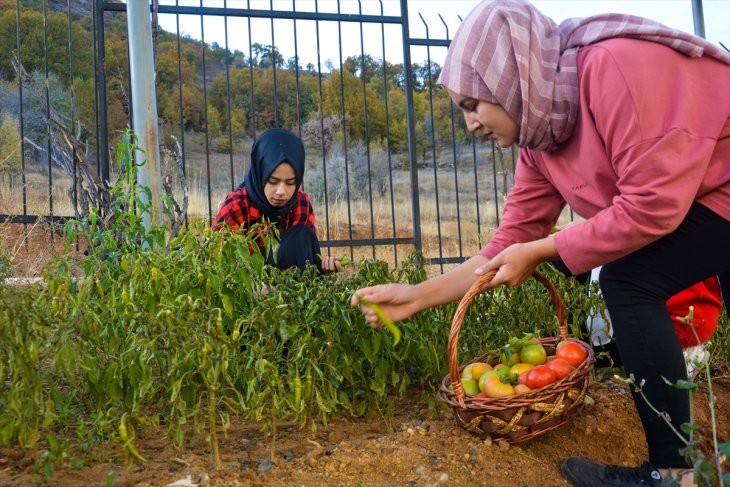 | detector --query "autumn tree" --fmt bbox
[322,69,385,144]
